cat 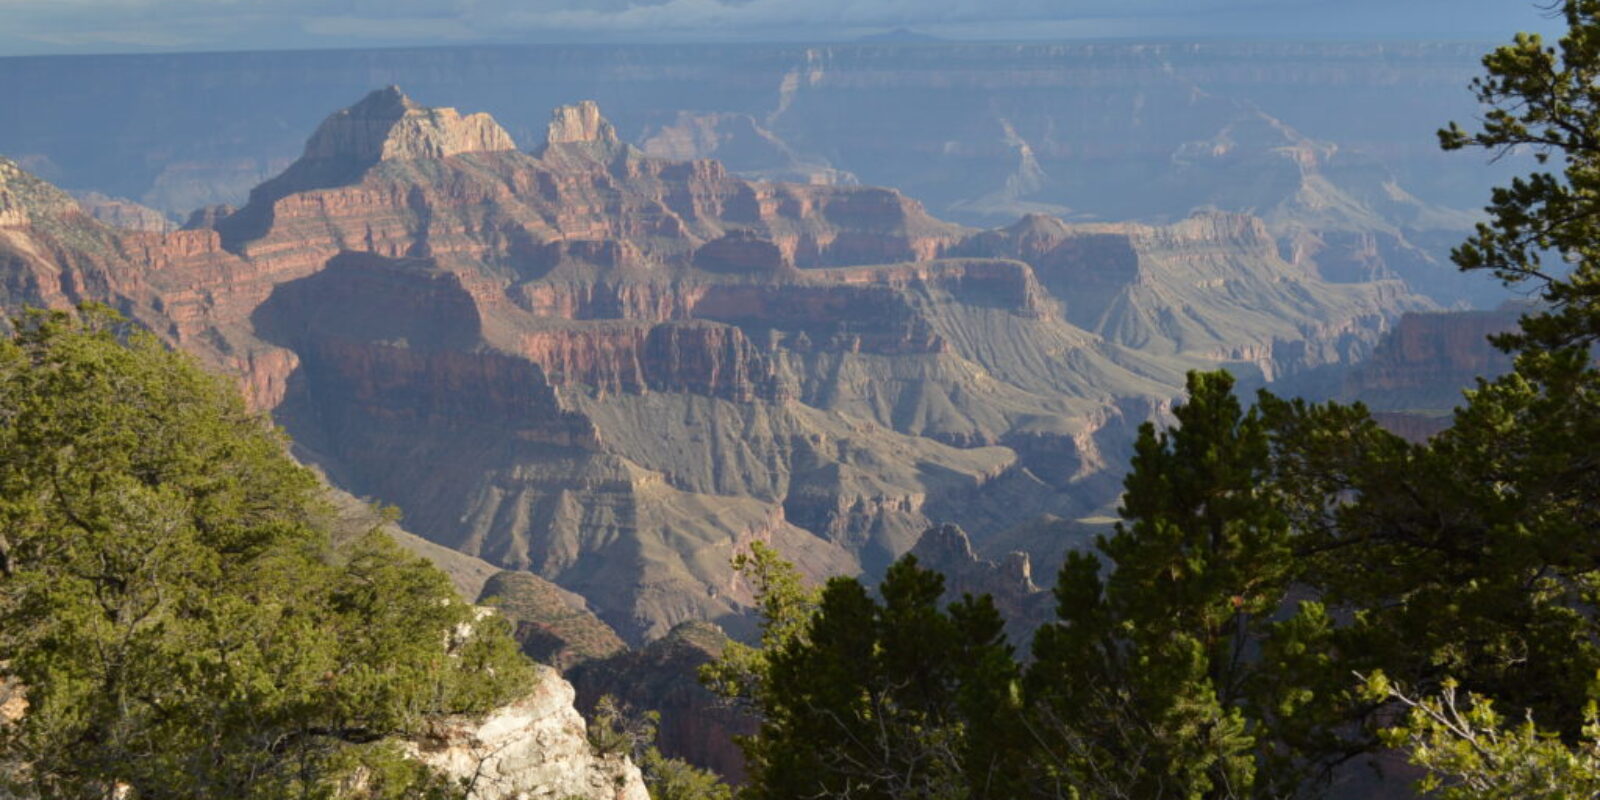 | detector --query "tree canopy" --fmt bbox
[710,6,1600,783]
[0,307,533,800]
[1026,370,1292,799]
